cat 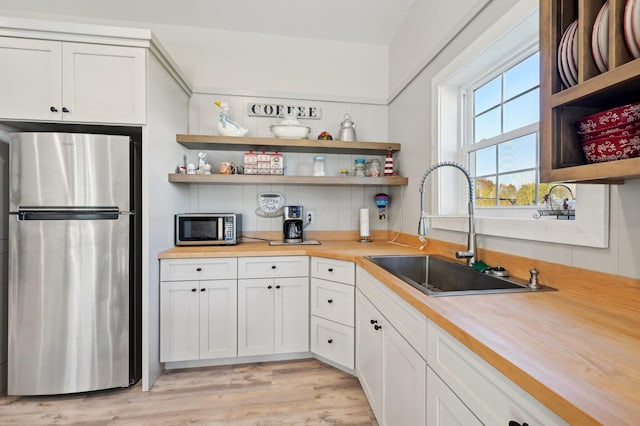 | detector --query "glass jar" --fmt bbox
[354,158,366,177]
[367,159,381,177]
[313,155,326,176]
